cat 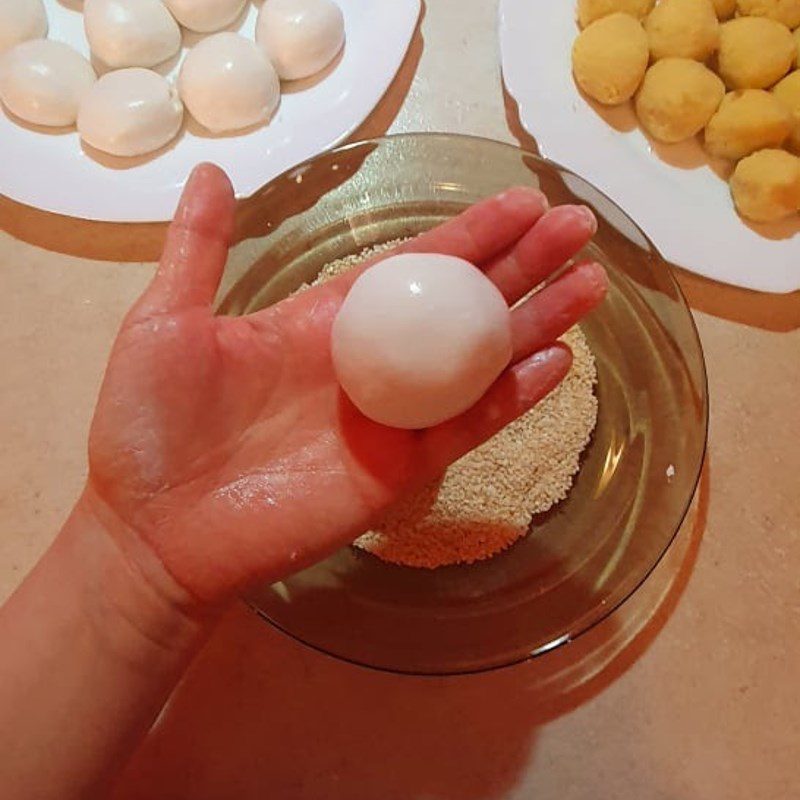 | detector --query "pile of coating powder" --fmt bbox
[310,241,599,569]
